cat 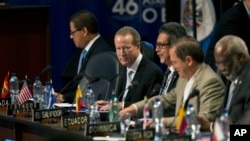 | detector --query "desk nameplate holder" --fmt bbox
[86,121,121,136]
[0,98,10,111]
[32,108,62,124]
[61,113,88,132]
[126,128,155,141]
[126,128,191,141]
[7,101,39,117]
